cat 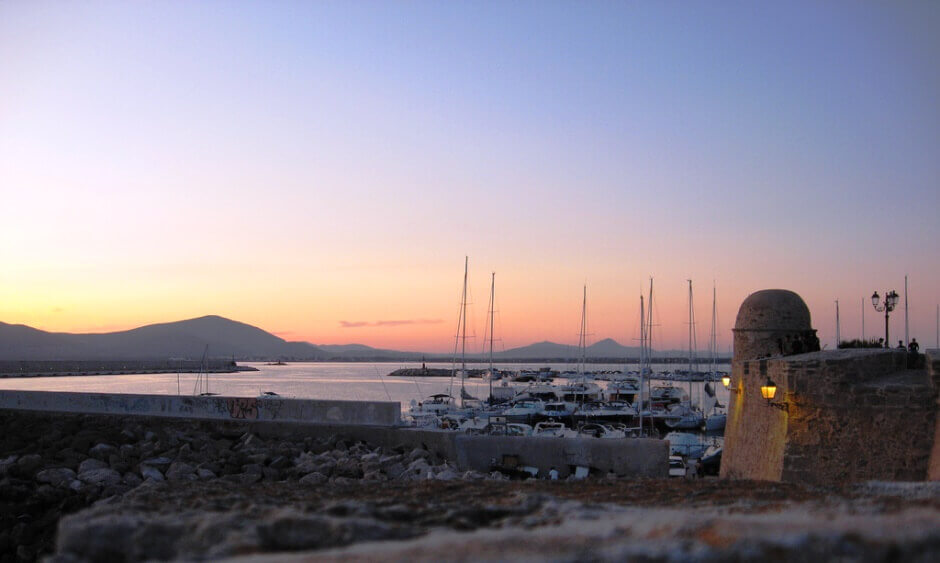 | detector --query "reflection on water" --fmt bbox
[0,362,732,414]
